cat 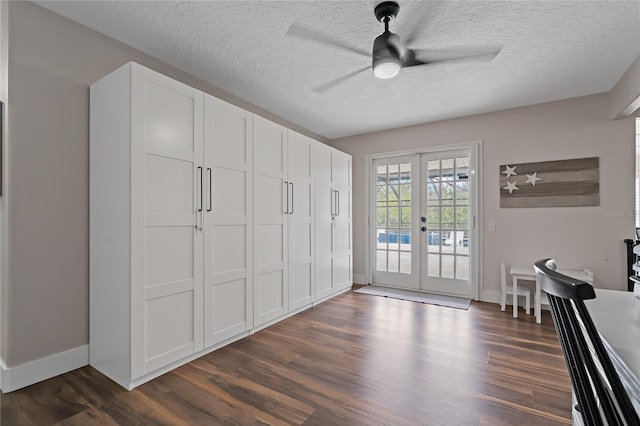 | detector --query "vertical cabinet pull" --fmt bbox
[284,181,289,214]
[331,189,335,217]
[197,167,203,212]
[207,168,212,212]
[289,182,294,215]
[337,190,340,216]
